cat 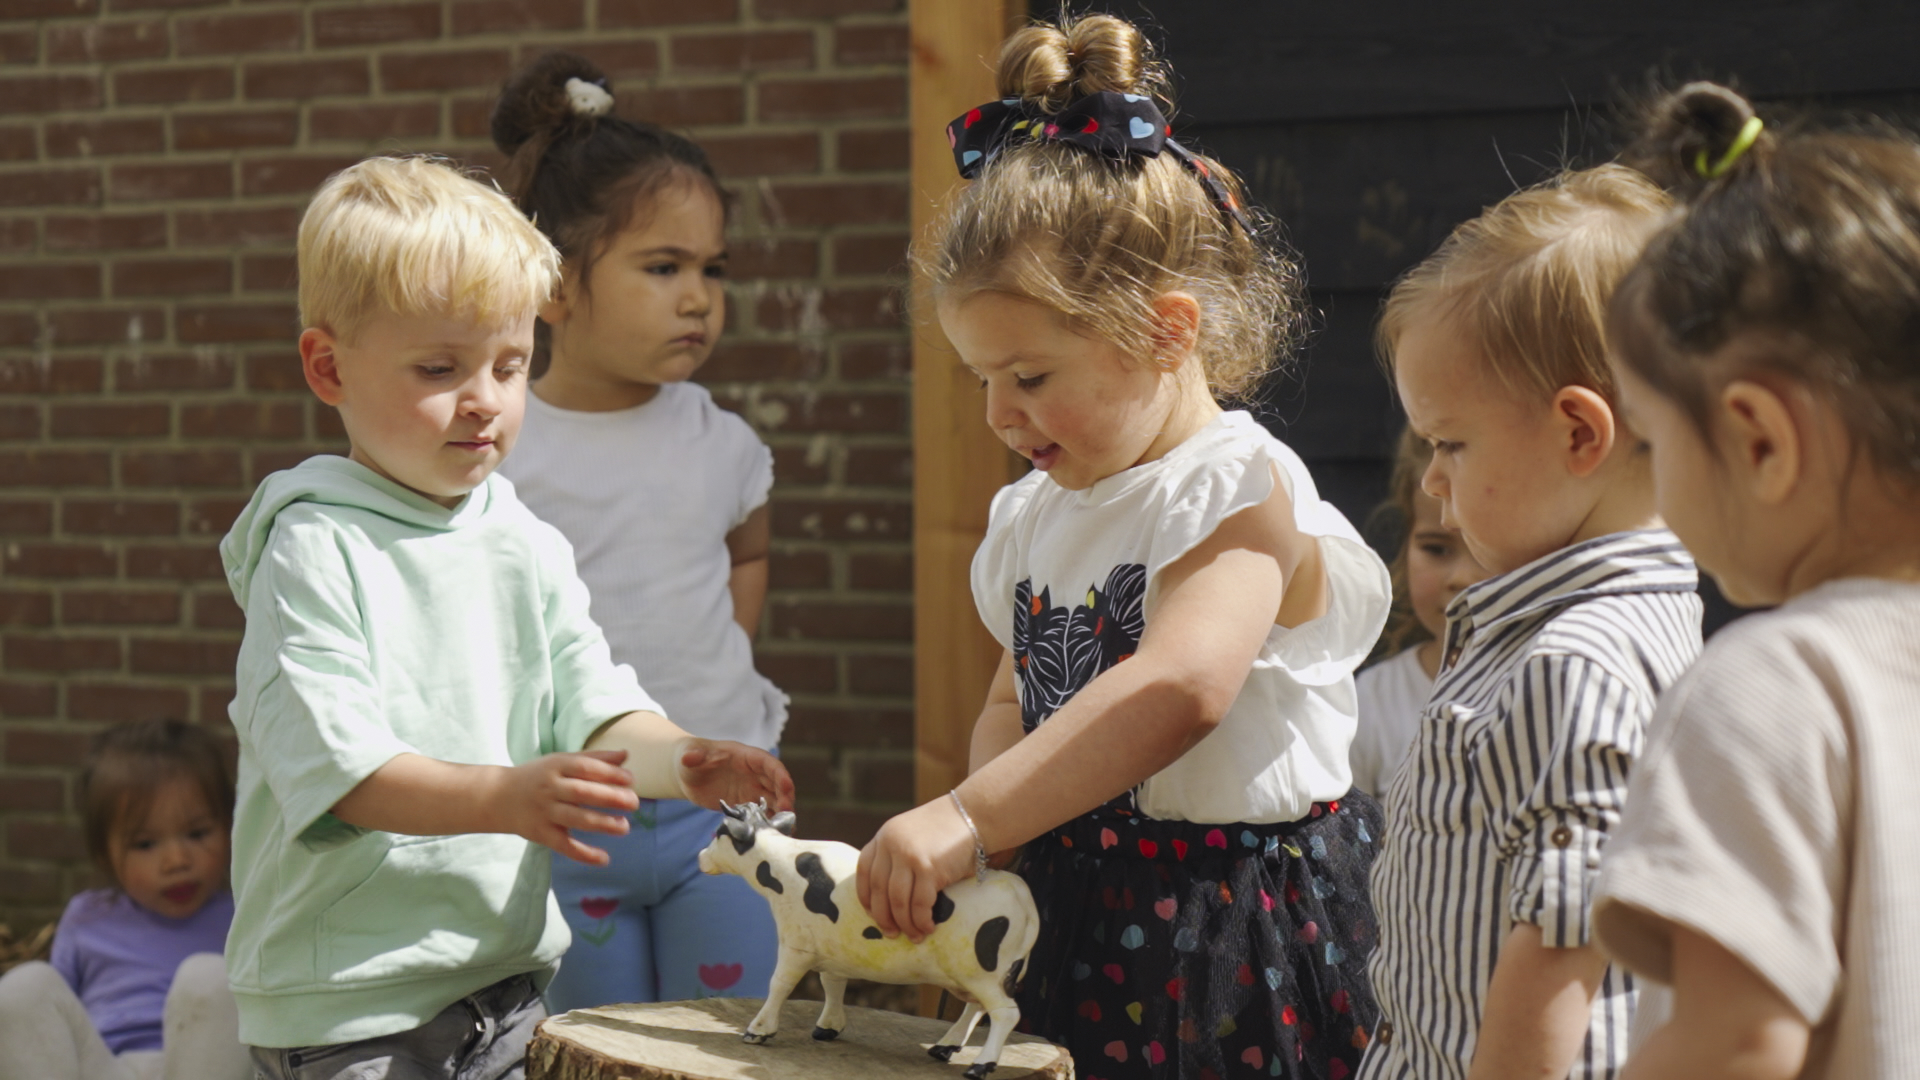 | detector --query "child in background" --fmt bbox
[858,15,1393,1078]
[1359,165,1702,1080]
[1594,83,1920,1079]
[1349,429,1488,796]
[487,52,788,1012]
[0,720,249,1080]
[224,155,791,1080]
